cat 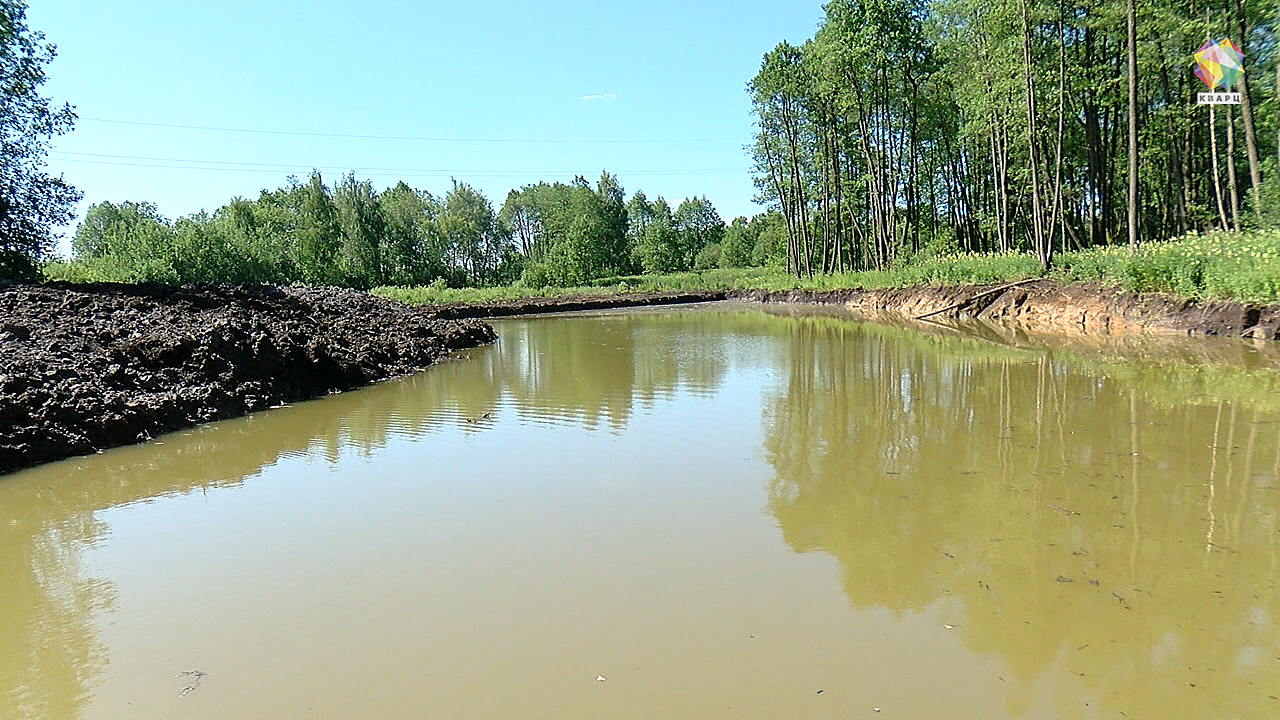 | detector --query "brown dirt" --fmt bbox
[730,280,1280,340]
[0,282,495,475]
